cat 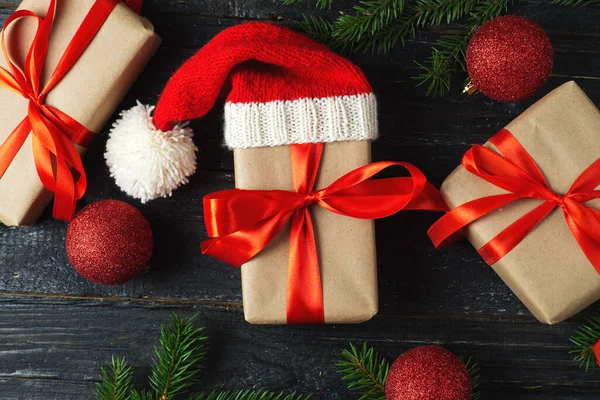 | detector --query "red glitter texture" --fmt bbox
[466,15,553,102]
[385,346,472,400]
[66,200,153,285]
